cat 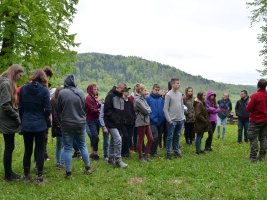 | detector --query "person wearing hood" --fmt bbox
[104,83,128,168]
[183,87,195,145]
[205,90,220,151]
[0,64,24,181]
[85,84,101,160]
[146,84,165,157]
[58,74,92,178]
[235,90,250,144]
[19,69,51,183]
[194,92,211,155]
